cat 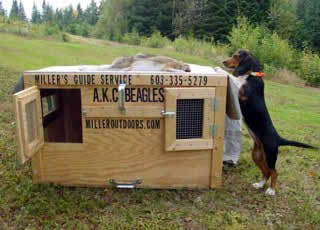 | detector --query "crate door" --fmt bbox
[14,86,44,164]
[164,88,216,151]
